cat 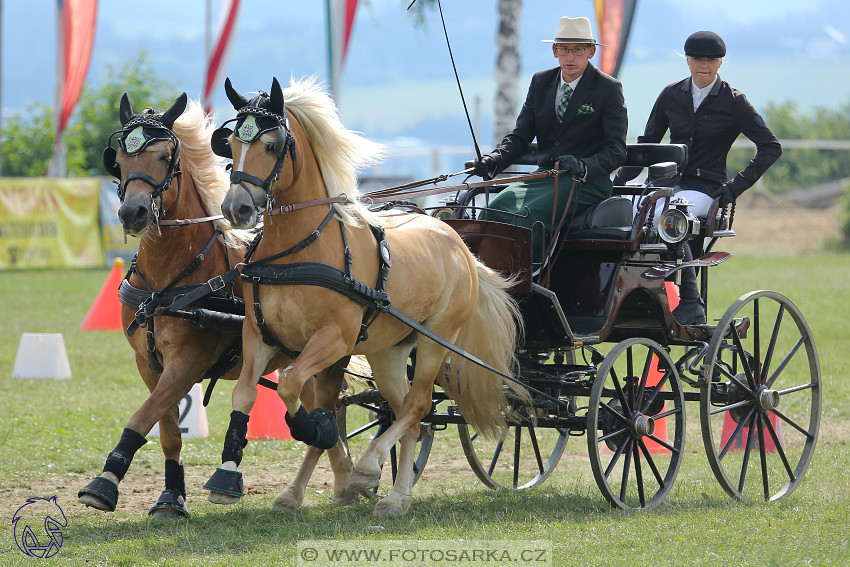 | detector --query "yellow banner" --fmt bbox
[0,178,103,269]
